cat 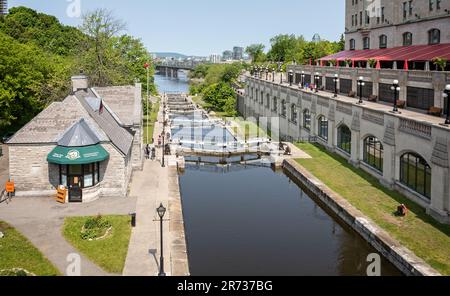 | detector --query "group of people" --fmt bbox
[145,144,156,160]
